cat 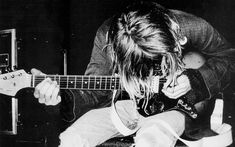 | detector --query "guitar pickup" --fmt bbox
[151,76,160,93]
